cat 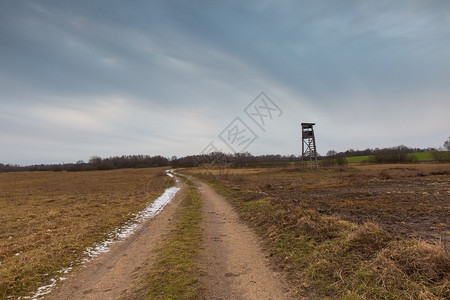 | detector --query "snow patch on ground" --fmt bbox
[25,172,179,299]
[81,185,179,263]
[166,169,180,182]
